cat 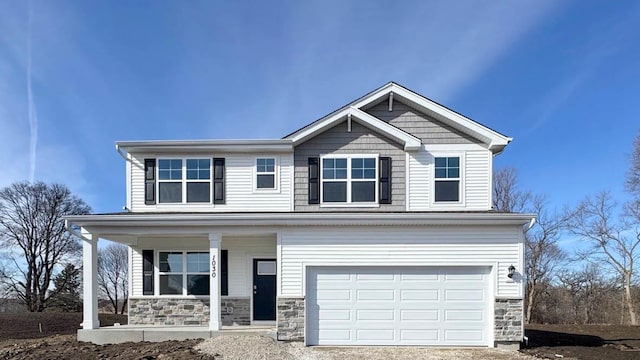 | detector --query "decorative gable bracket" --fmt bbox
[288,106,422,152]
